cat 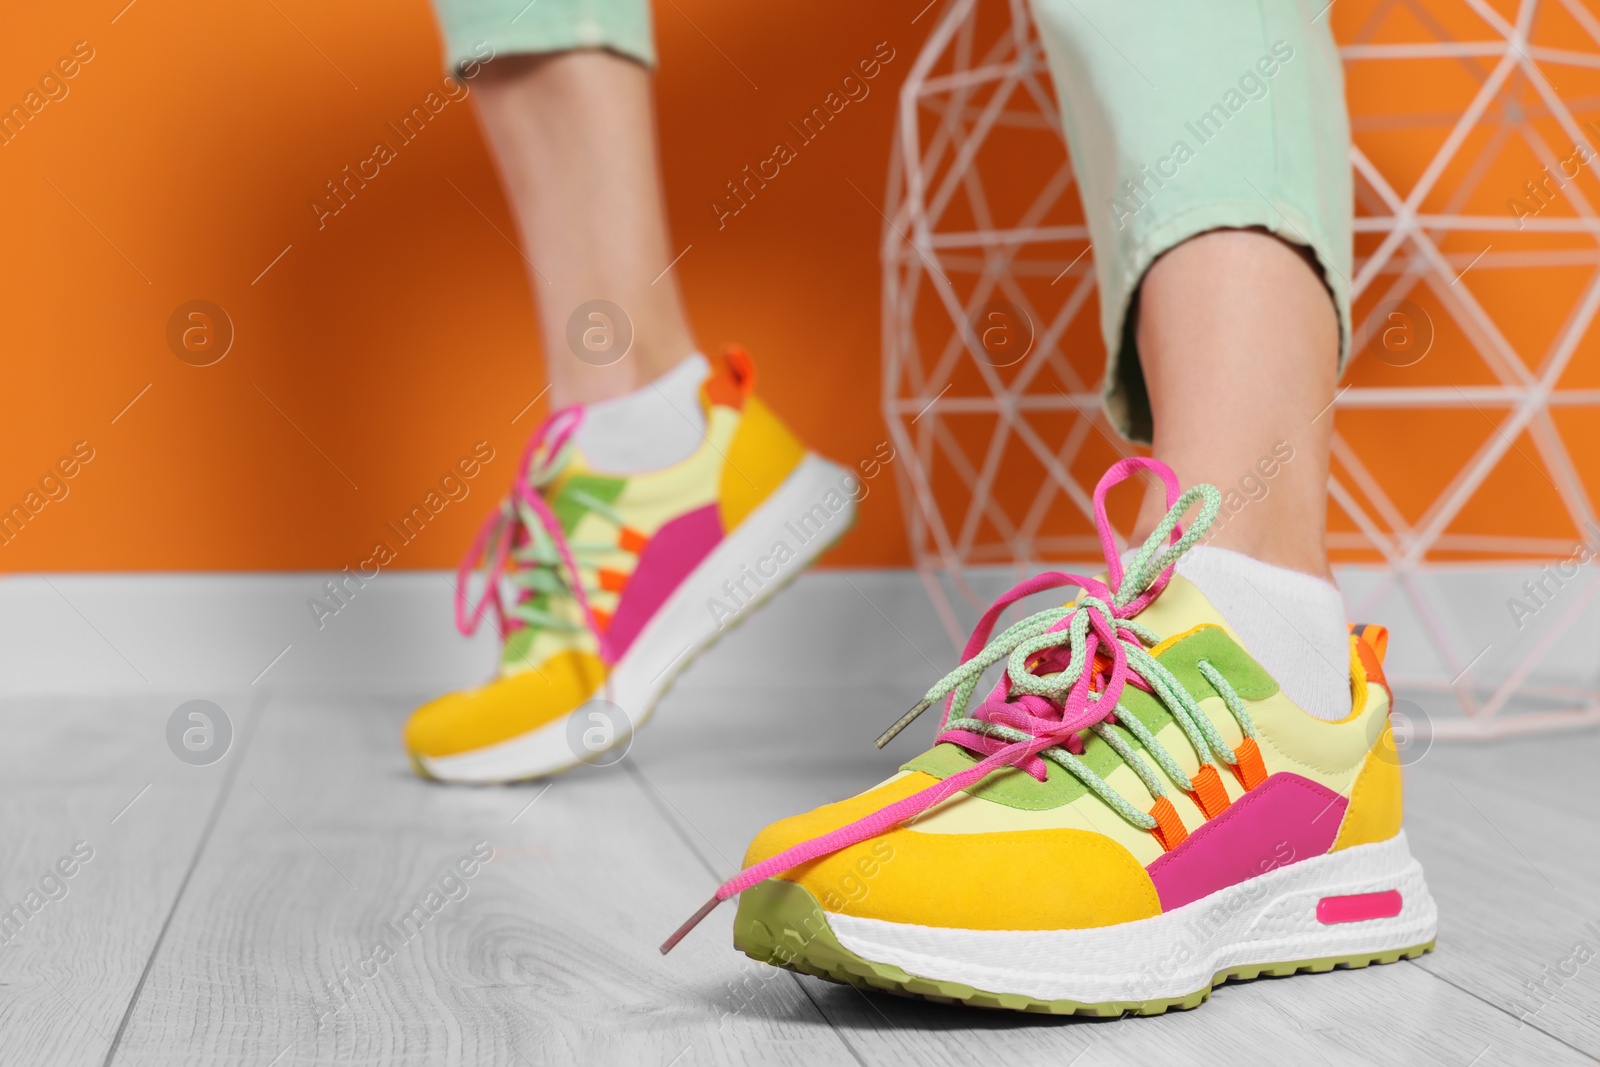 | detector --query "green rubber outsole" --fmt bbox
[733,880,1436,1017]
